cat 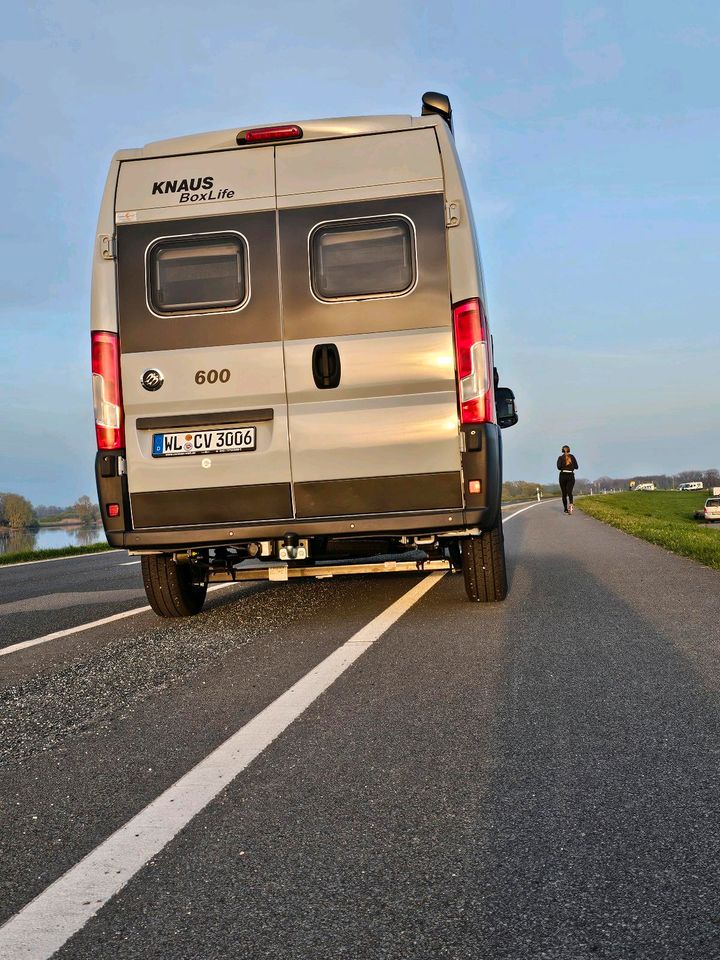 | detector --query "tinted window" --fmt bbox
[311,217,415,300]
[148,234,246,314]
